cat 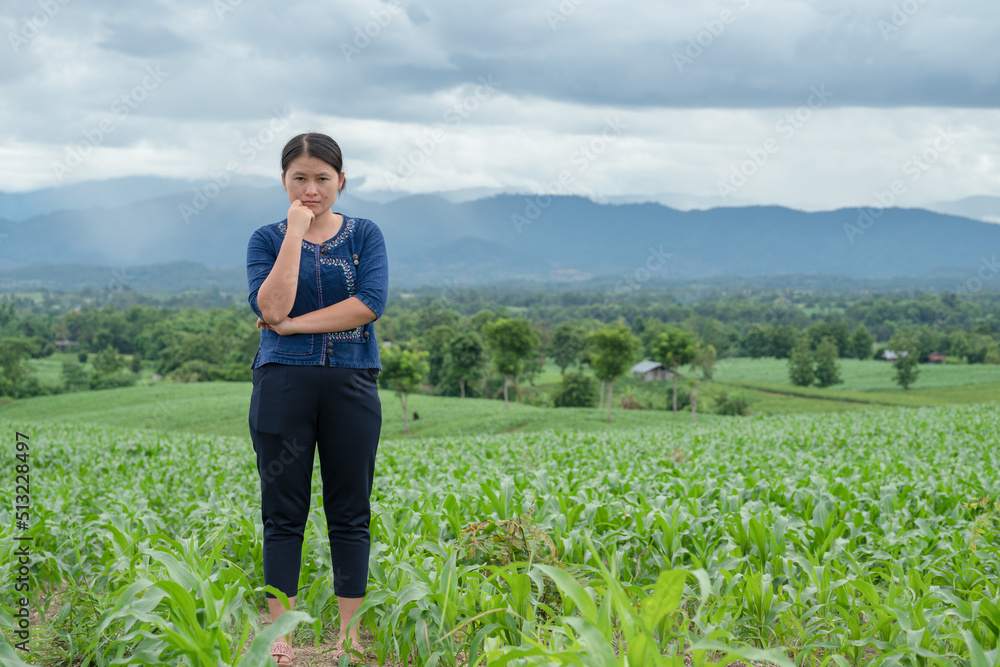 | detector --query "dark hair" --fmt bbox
[281,132,346,195]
